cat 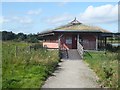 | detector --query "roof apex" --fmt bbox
[70,17,82,25]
